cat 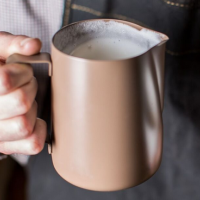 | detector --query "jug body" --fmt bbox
[51,41,165,191]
